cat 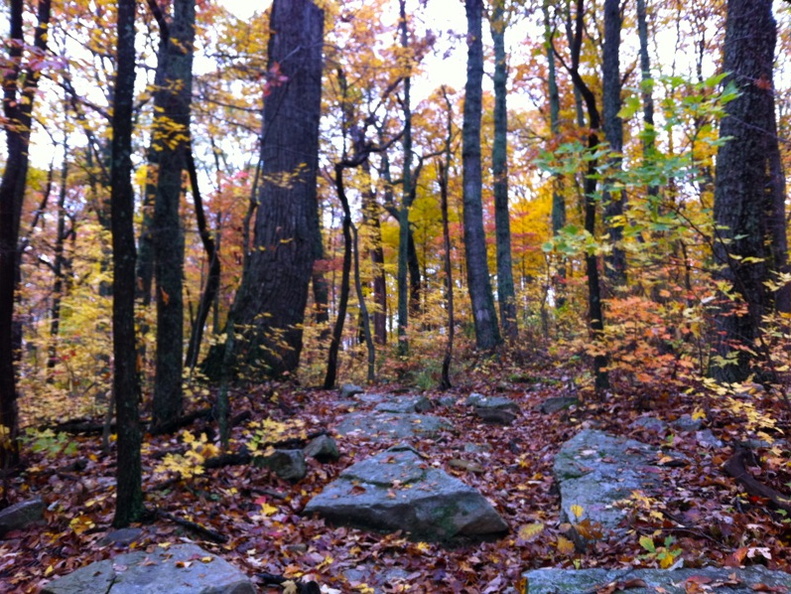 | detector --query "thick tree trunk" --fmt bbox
[490,0,517,342]
[712,0,788,383]
[151,0,196,429]
[111,0,145,527]
[463,0,501,351]
[0,0,52,468]
[230,0,324,377]
[602,0,626,288]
